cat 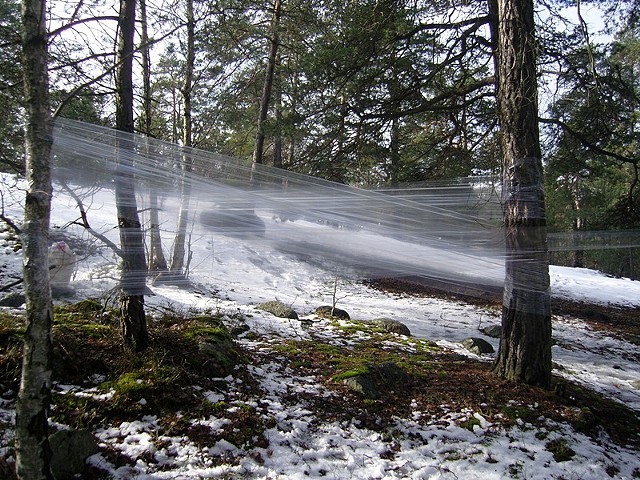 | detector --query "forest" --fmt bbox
[2,0,638,276]
[1,0,640,478]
